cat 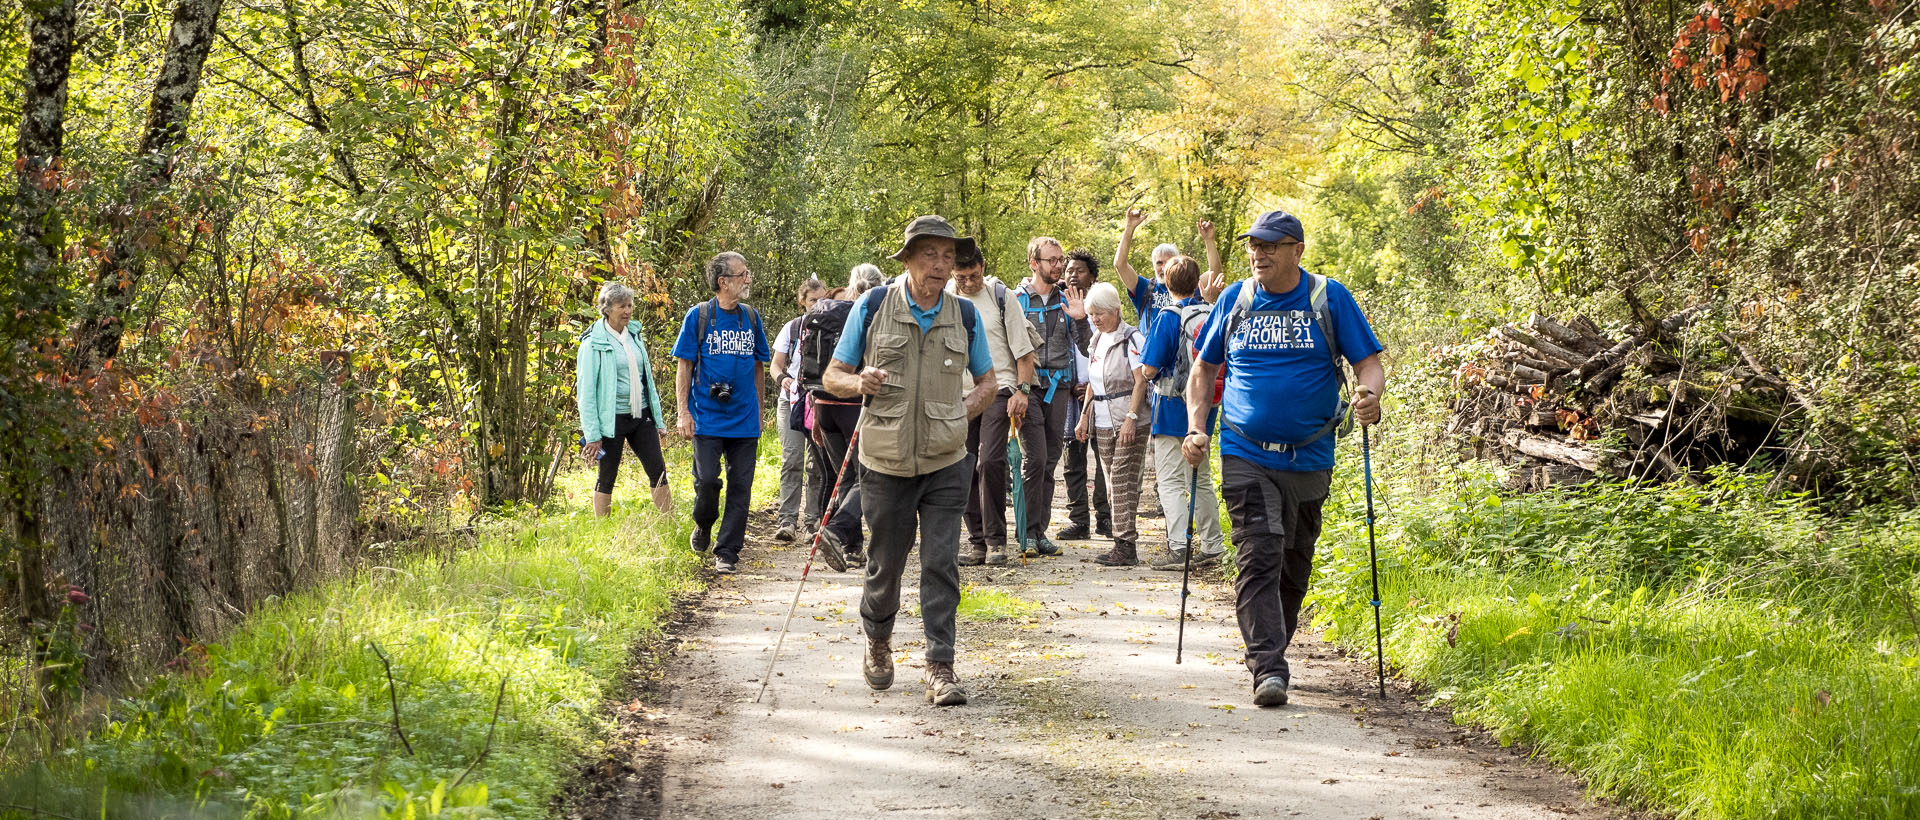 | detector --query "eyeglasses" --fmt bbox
[1246,240,1301,256]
